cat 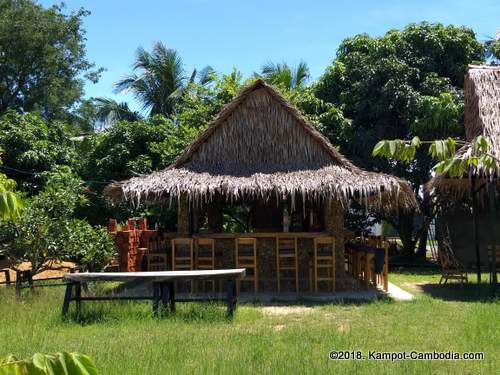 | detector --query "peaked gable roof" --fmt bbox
[172,79,355,175]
